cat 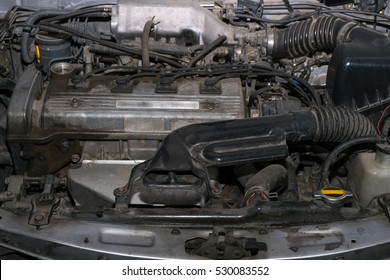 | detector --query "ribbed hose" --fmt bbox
[310,107,375,142]
[272,16,357,59]
[138,106,374,174]
[130,106,376,199]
